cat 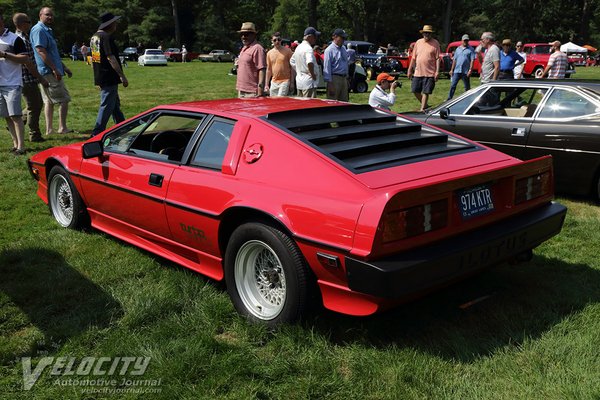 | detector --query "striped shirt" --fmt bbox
[15,30,38,84]
[547,51,567,79]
